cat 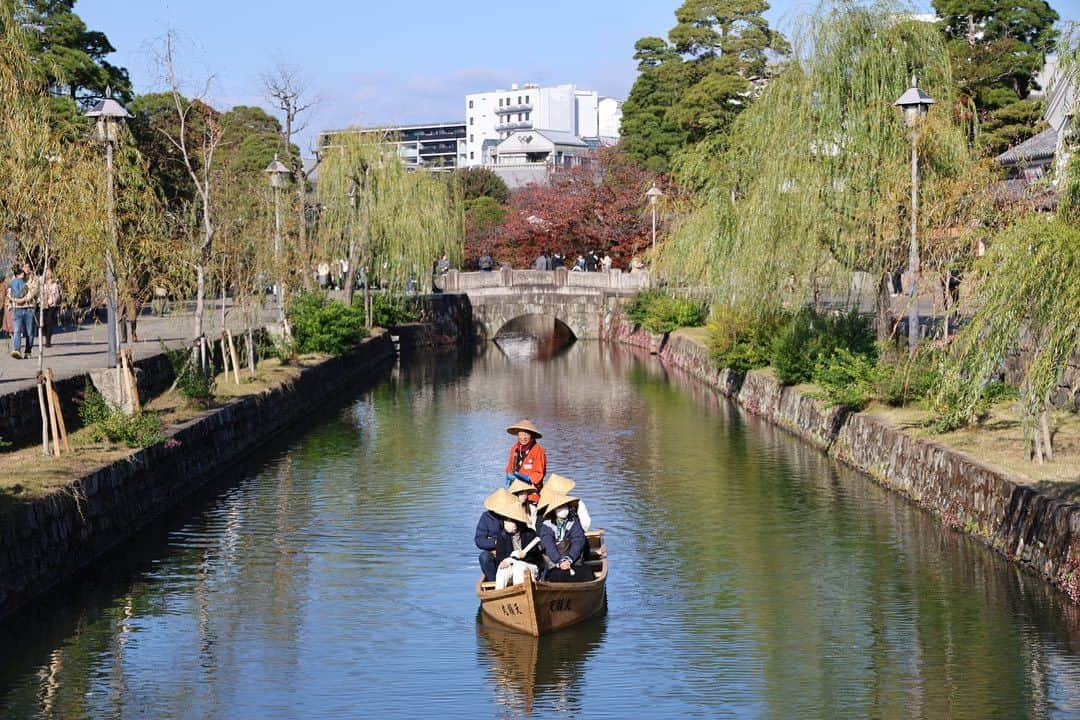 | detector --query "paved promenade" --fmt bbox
[0,302,256,394]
